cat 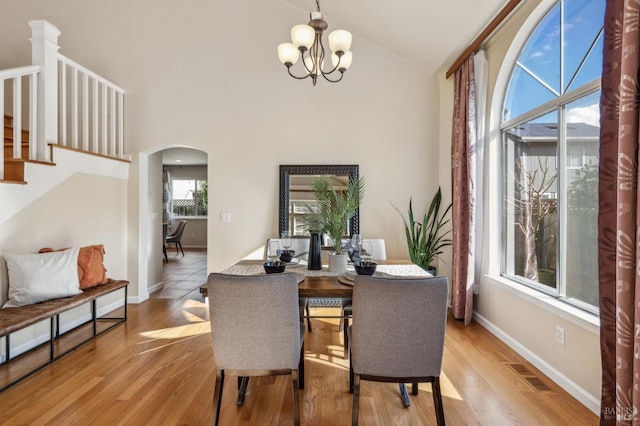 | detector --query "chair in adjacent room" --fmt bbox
[162,223,168,263]
[165,220,187,256]
[348,275,449,426]
[265,237,313,332]
[207,272,305,426]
